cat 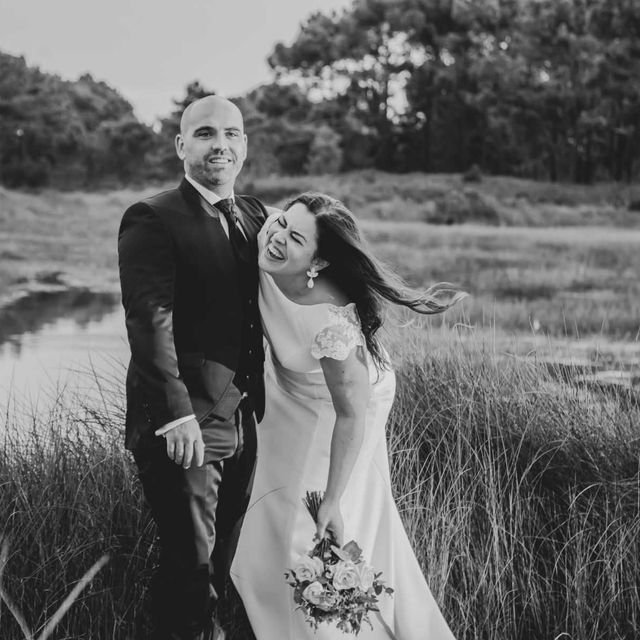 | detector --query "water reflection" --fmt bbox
[0,289,120,350]
[0,289,128,413]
